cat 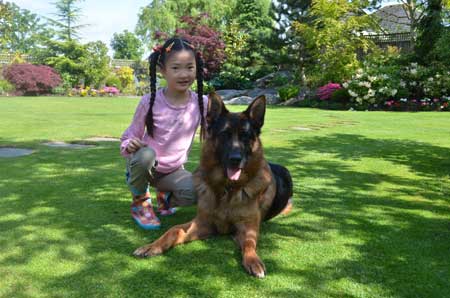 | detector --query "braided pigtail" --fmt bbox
[145,51,160,137]
[195,51,206,141]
